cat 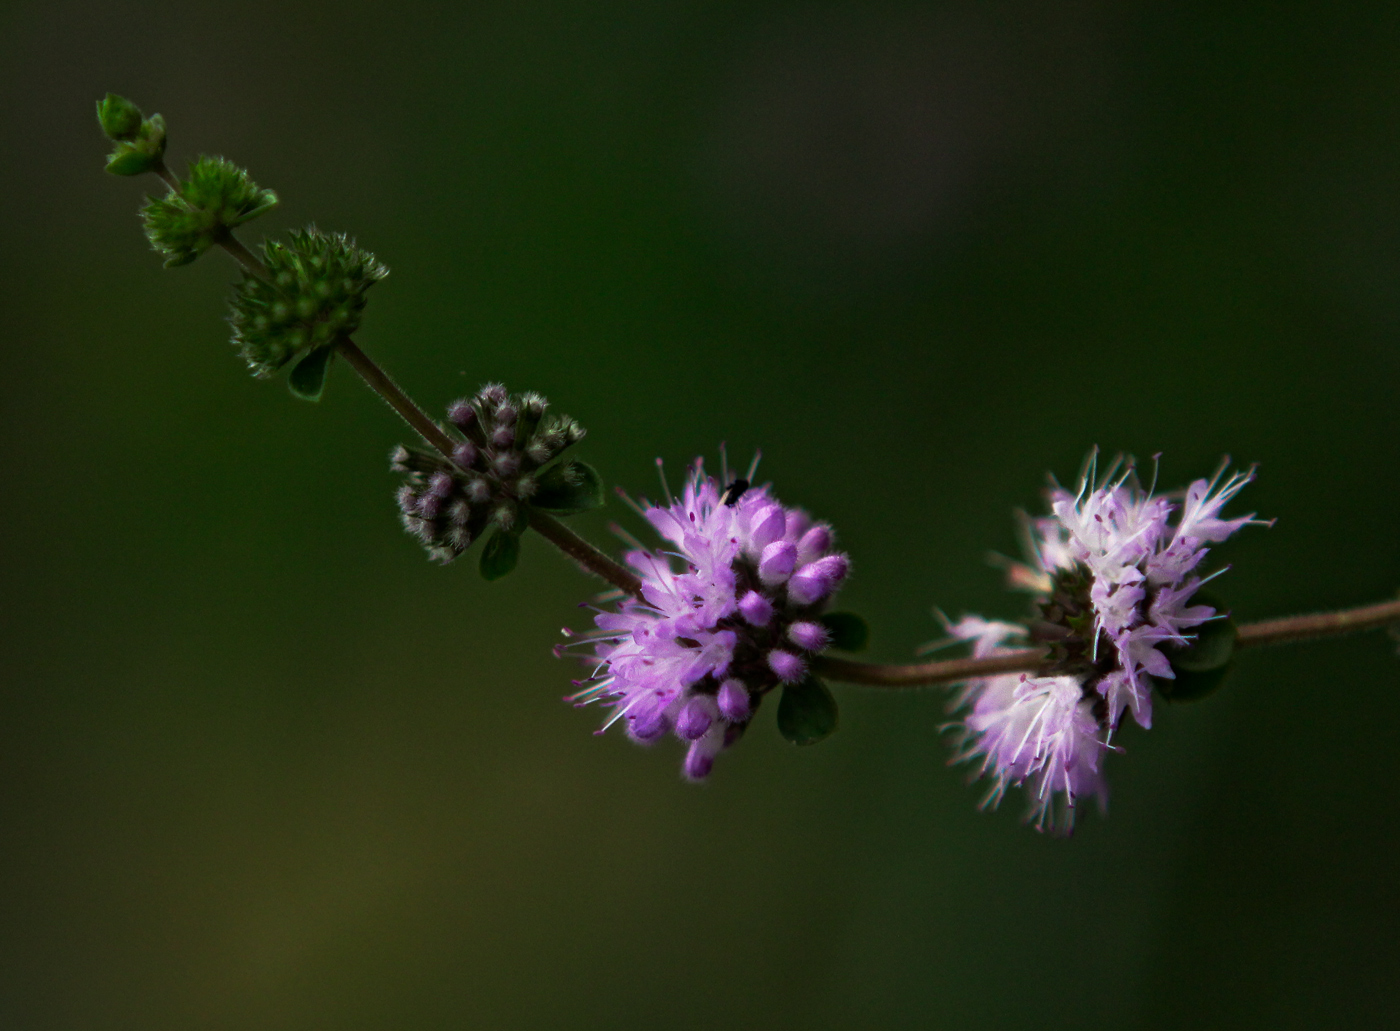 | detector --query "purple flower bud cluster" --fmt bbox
[391,384,584,562]
[564,460,849,780]
[948,457,1265,833]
